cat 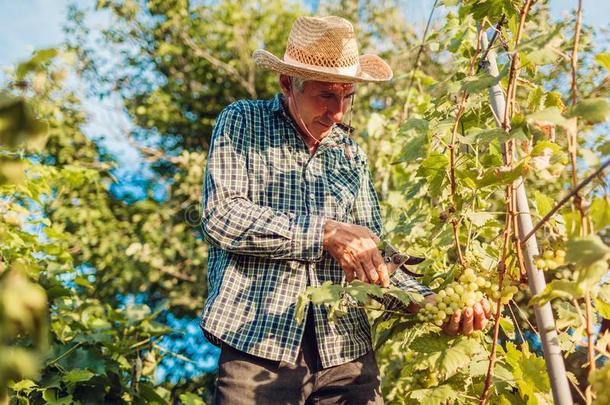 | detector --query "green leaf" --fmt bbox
[533,191,553,218]
[42,389,73,405]
[9,379,38,393]
[530,141,562,157]
[74,275,93,290]
[595,52,610,72]
[499,318,515,340]
[567,98,610,124]
[16,48,59,80]
[411,334,483,379]
[530,279,581,306]
[477,161,526,188]
[294,292,309,325]
[409,384,458,405]
[62,368,95,384]
[563,211,581,239]
[417,152,448,198]
[566,235,610,268]
[384,287,422,309]
[398,118,429,162]
[308,282,343,304]
[526,107,567,127]
[575,261,609,291]
[519,27,563,66]
[179,392,205,405]
[527,86,545,111]
[471,127,526,145]
[504,342,550,402]
[461,65,508,94]
[595,298,610,319]
[345,280,383,302]
[465,211,495,226]
[590,198,610,231]
[138,382,169,405]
